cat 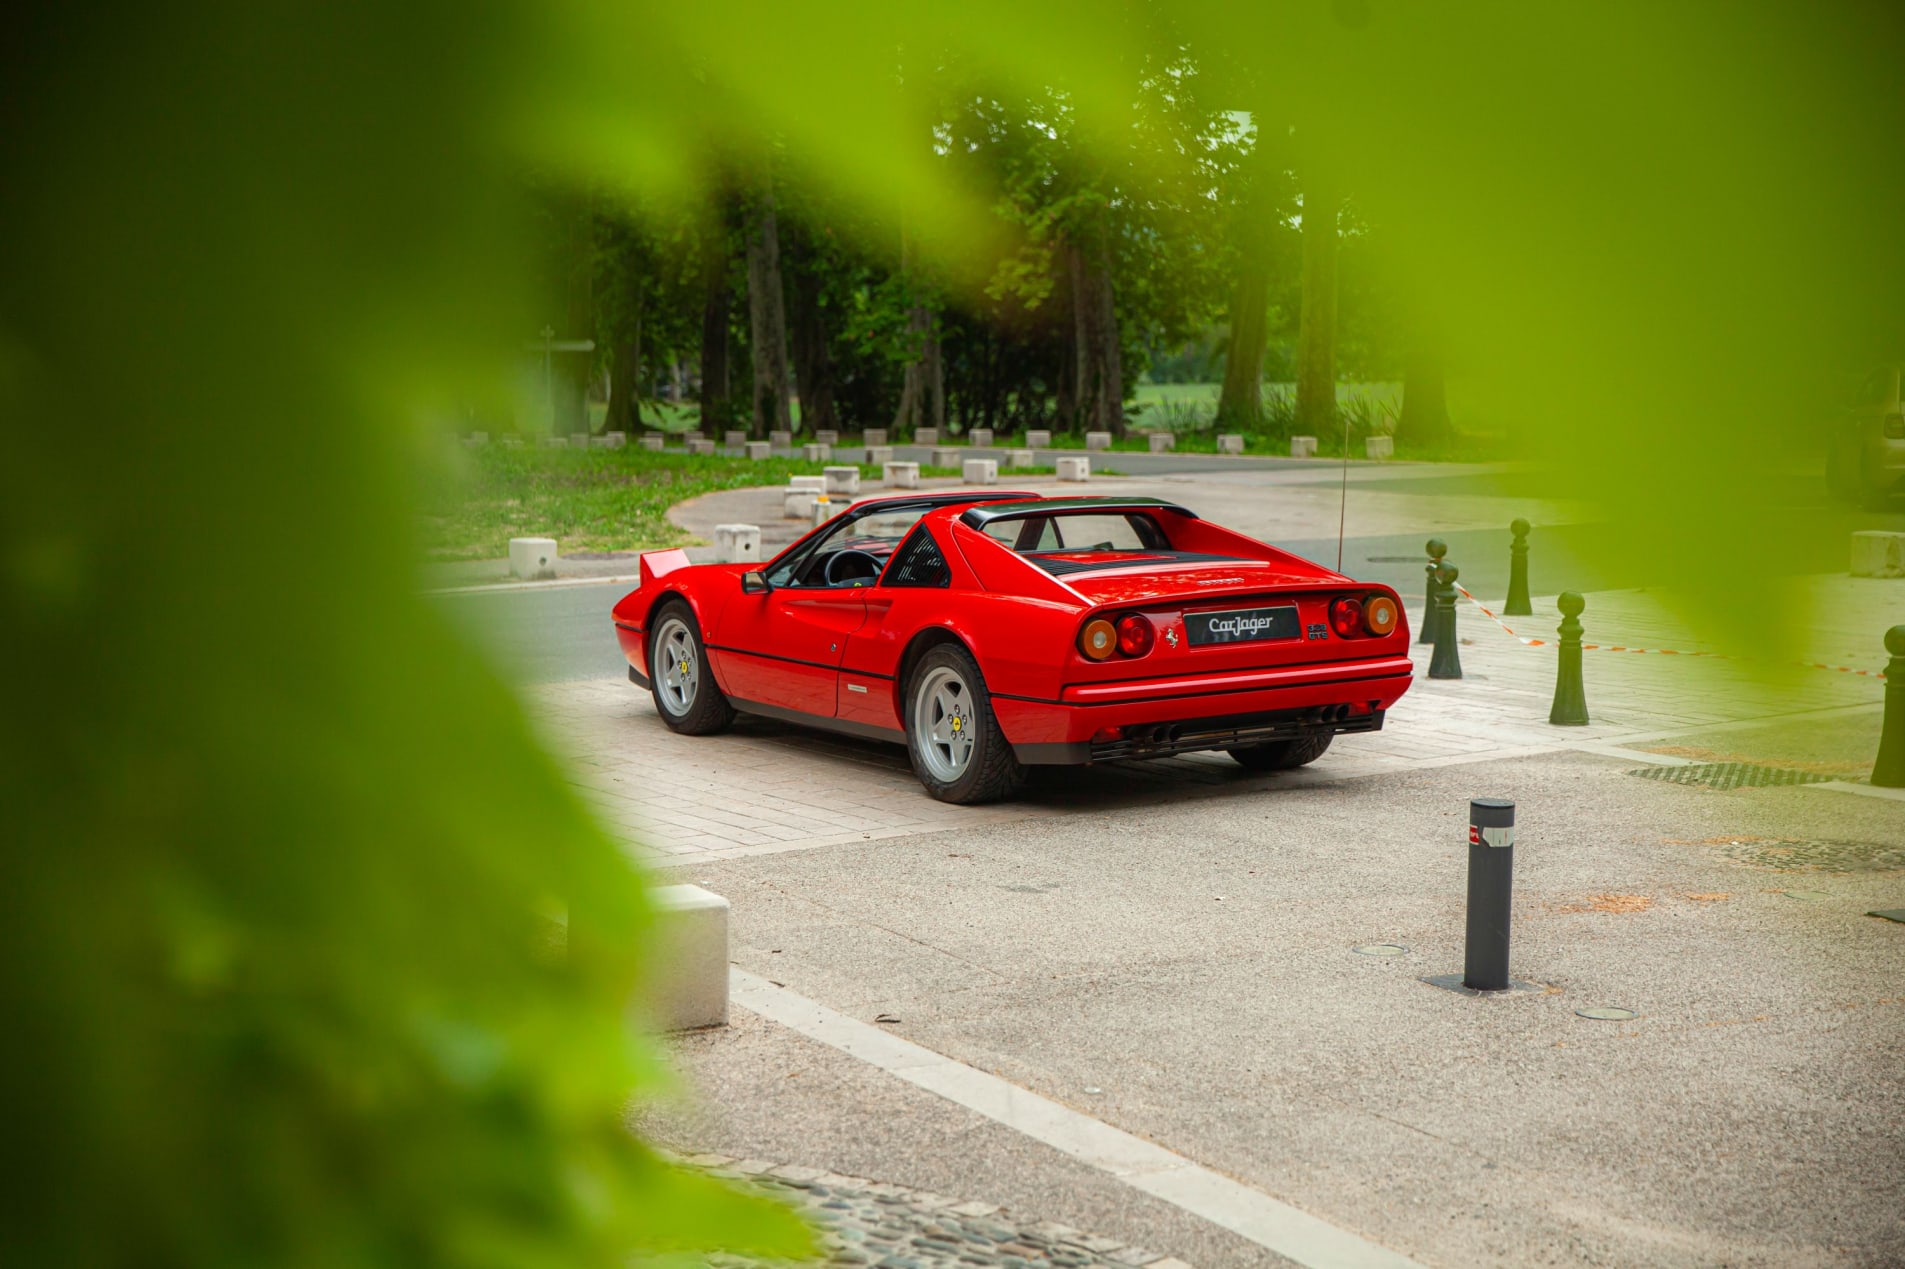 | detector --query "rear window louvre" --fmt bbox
[882,526,951,588]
